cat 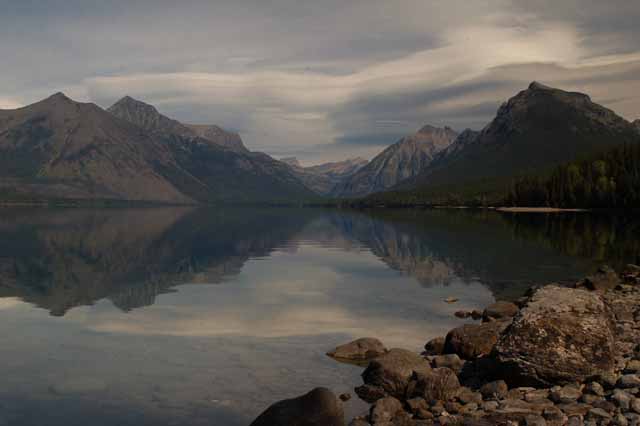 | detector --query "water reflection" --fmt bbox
[0,208,639,426]
[0,208,637,316]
